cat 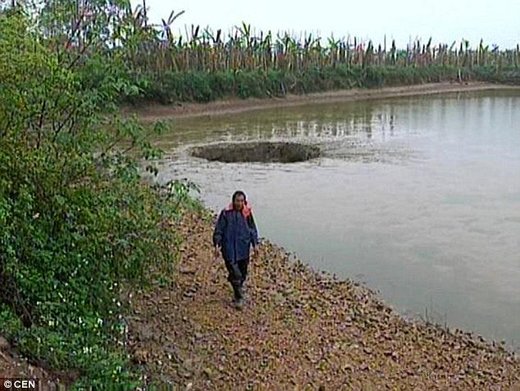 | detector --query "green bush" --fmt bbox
[125,63,500,105]
[208,71,236,99]
[233,70,264,98]
[0,12,186,388]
